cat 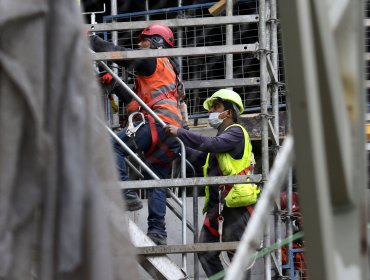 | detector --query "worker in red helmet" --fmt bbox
[89,24,185,245]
